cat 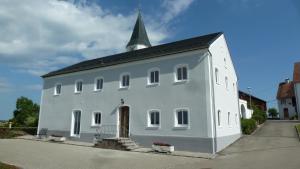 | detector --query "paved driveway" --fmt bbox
[0,121,299,169]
